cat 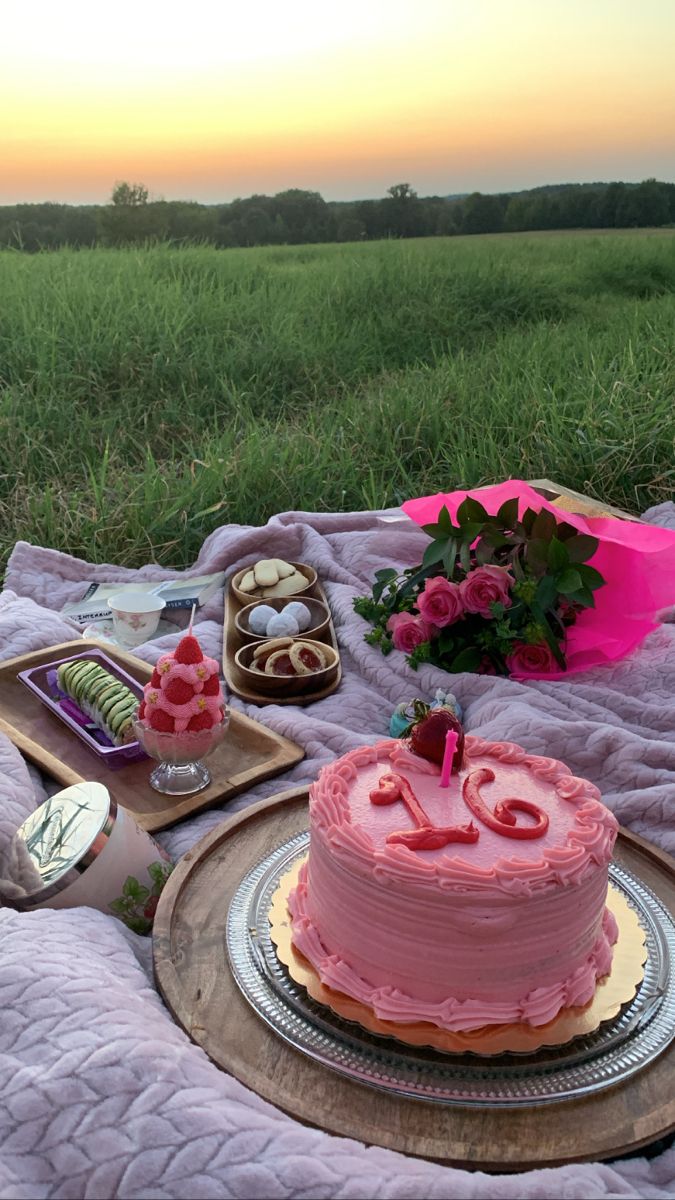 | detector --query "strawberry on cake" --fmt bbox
[288,707,619,1033]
